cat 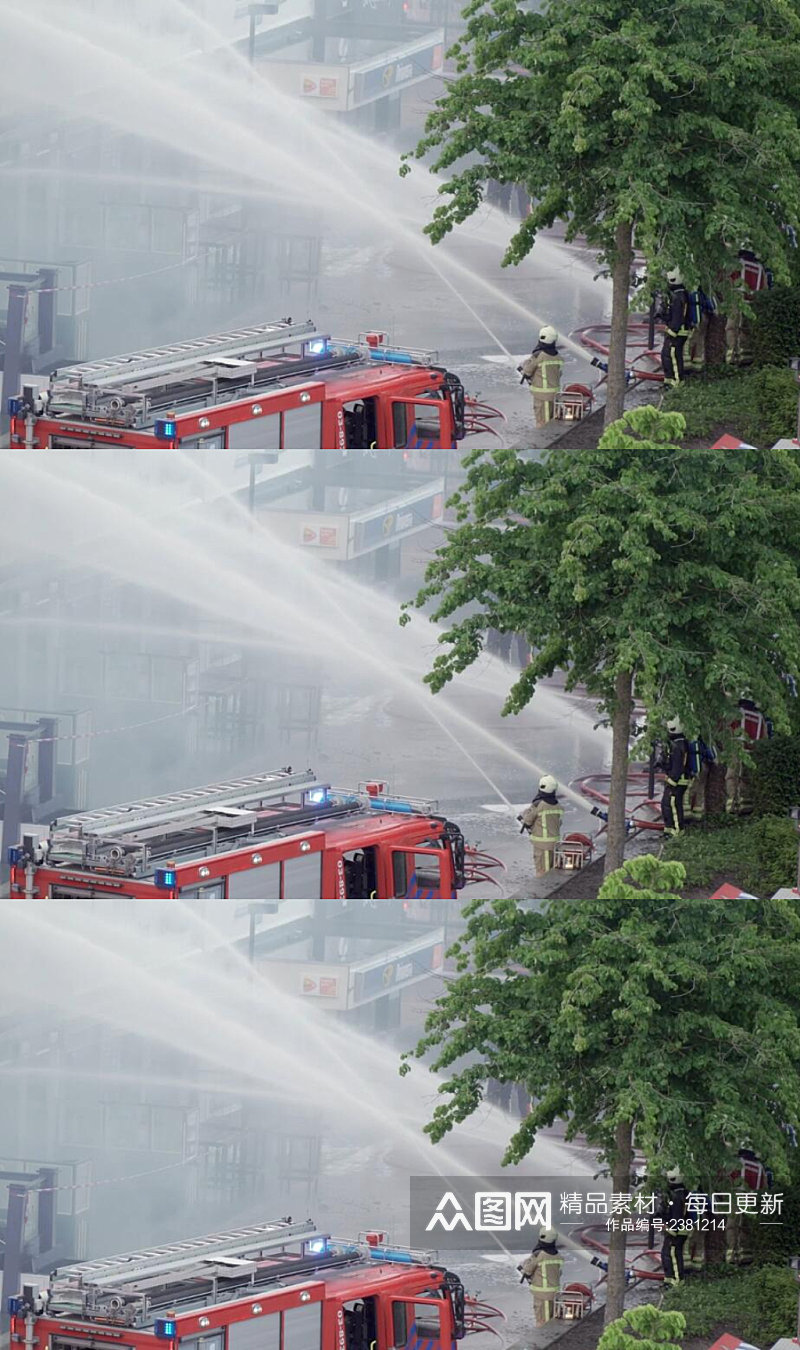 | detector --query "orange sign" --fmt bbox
[301,523,339,546]
[301,973,339,996]
[302,76,339,97]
